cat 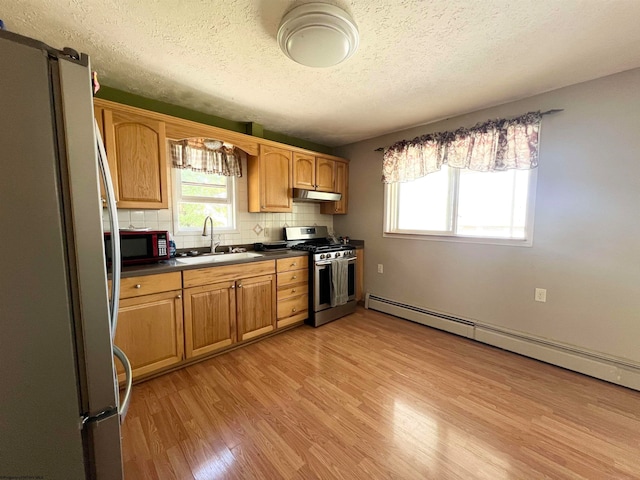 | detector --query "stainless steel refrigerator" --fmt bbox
[0,30,132,479]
